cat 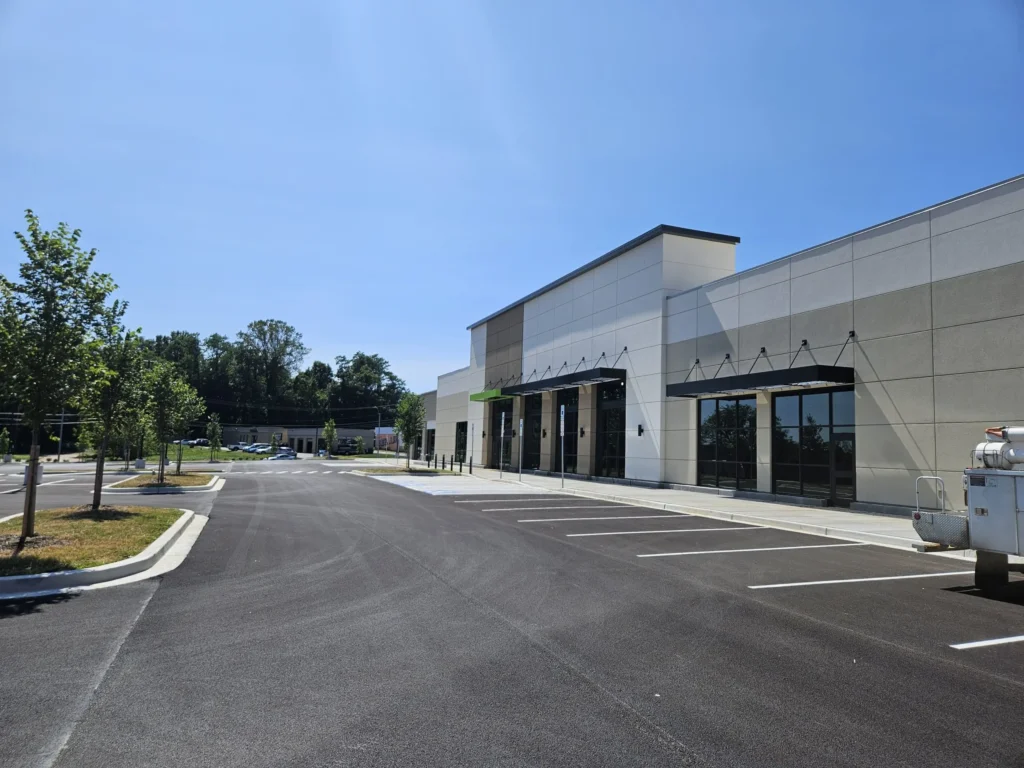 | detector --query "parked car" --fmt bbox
[265,453,297,461]
[193,438,209,447]
[335,438,360,456]
[227,444,243,451]
[255,446,273,454]
[243,443,269,453]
